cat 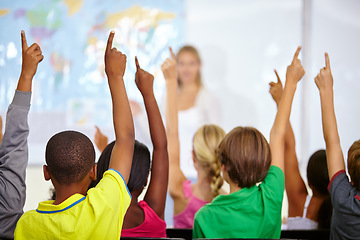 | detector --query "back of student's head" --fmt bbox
[193,125,226,196]
[45,131,95,185]
[348,140,360,191]
[307,150,329,195]
[217,127,271,188]
[90,140,151,192]
[306,149,332,229]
